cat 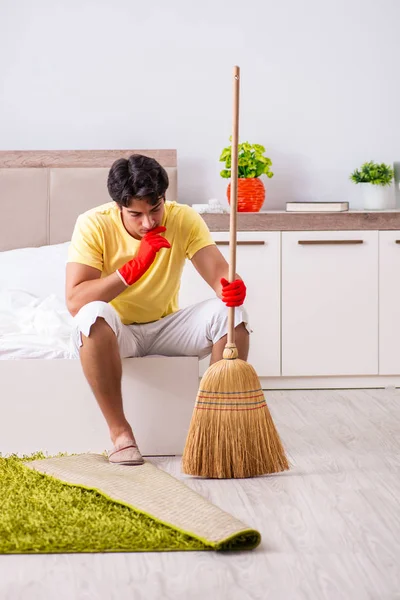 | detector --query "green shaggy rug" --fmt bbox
[0,453,261,554]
